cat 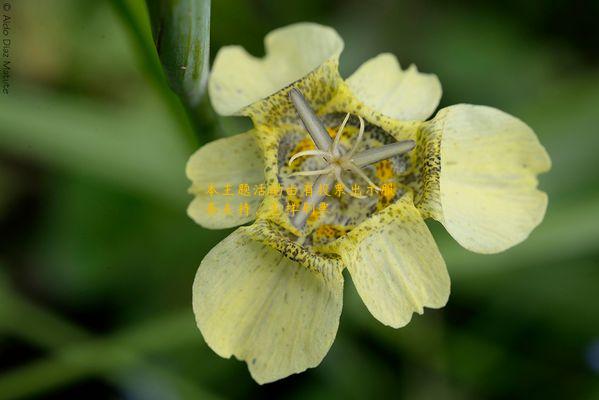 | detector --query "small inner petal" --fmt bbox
[289,88,333,151]
[351,140,416,167]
